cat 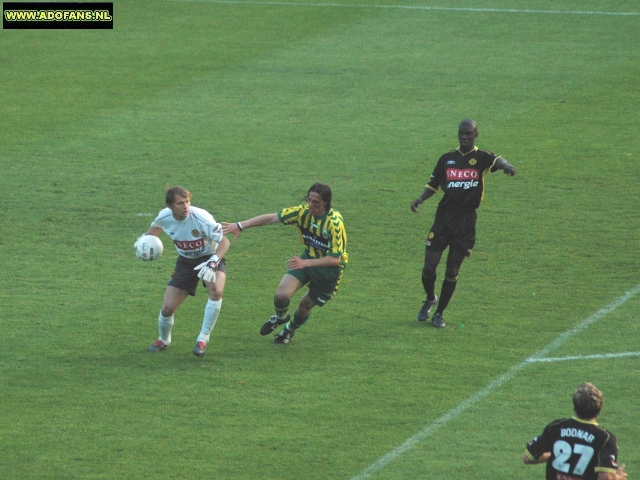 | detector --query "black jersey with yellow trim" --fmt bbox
[426,146,499,211]
[278,204,348,264]
[525,416,620,480]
